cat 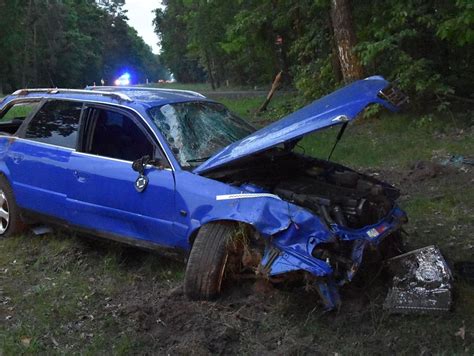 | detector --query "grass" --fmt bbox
[143,82,269,93]
[298,112,474,168]
[0,233,183,354]
[0,89,473,354]
[222,93,473,169]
